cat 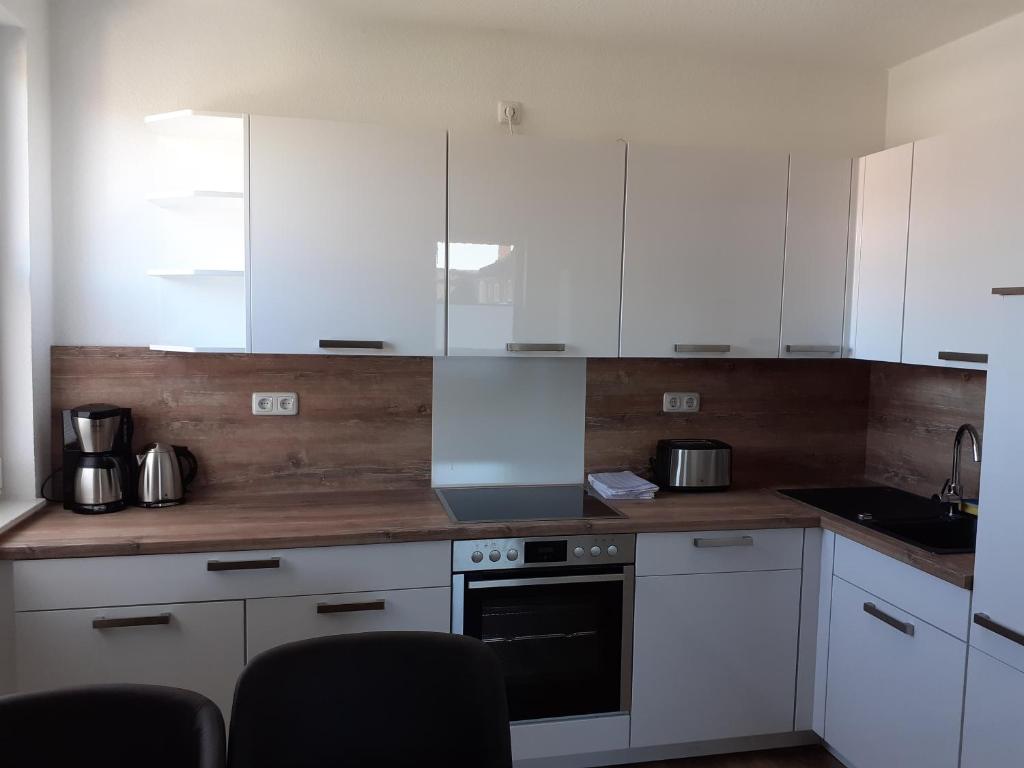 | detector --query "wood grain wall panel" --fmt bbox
[865,362,986,499]
[51,347,432,497]
[585,359,871,489]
